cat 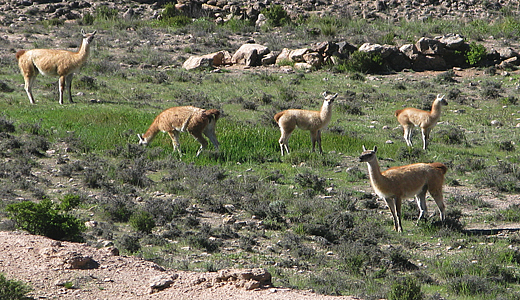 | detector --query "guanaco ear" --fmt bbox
[81,28,85,35]
[362,145,367,151]
[373,145,378,152]
[137,134,143,142]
